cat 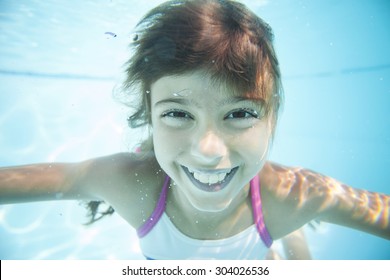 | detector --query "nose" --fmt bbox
[191,128,228,164]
